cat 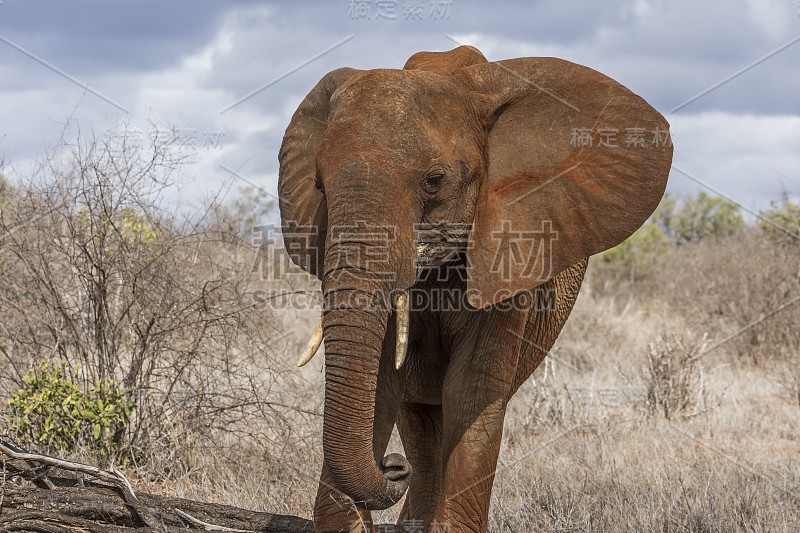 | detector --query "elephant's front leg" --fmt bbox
[435,394,507,532]
[396,402,444,528]
[433,311,525,532]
